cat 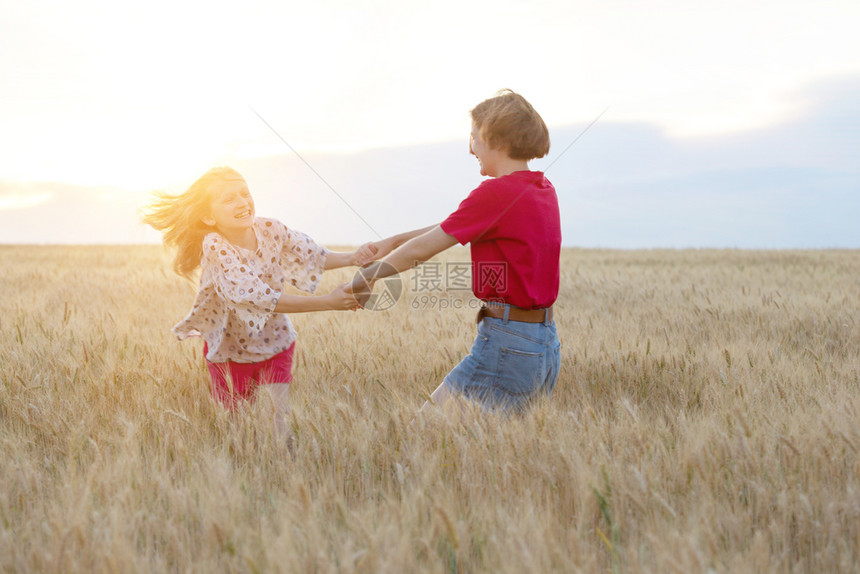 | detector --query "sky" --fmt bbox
[1,0,859,246]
